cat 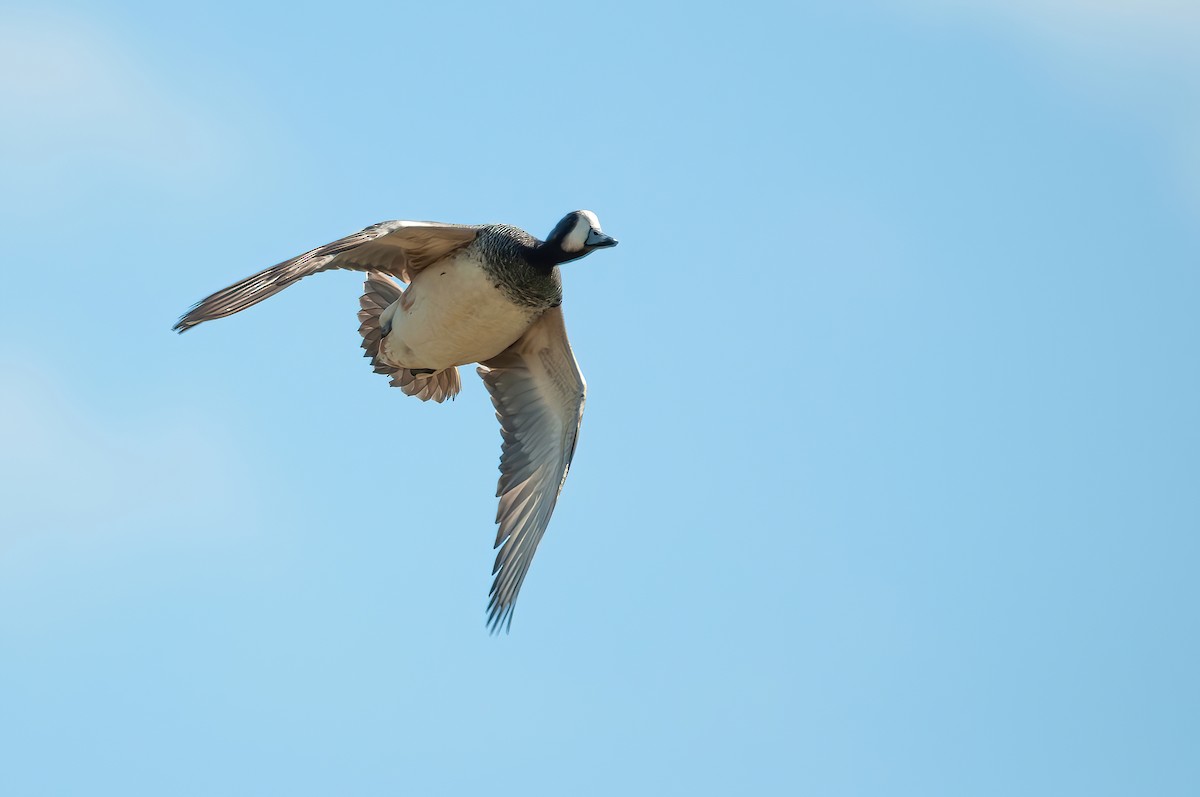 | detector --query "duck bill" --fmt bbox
[585,230,618,248]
